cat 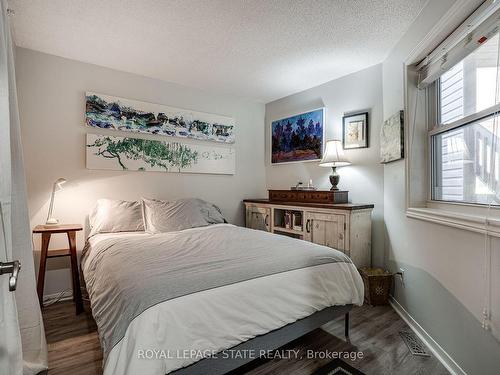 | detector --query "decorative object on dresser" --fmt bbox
[271,108,325,164]
[291,179,317,190]
[380,110,404,163]
[33,224,84,314]
[319,140,351,190]
[244,198,373,268]
[269,189,348,204]
[343,111,369,149]
[46,177,66,225]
